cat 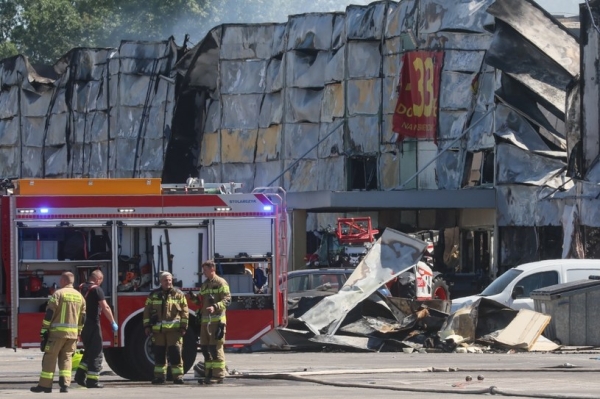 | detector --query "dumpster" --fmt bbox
[531,278,600,346]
